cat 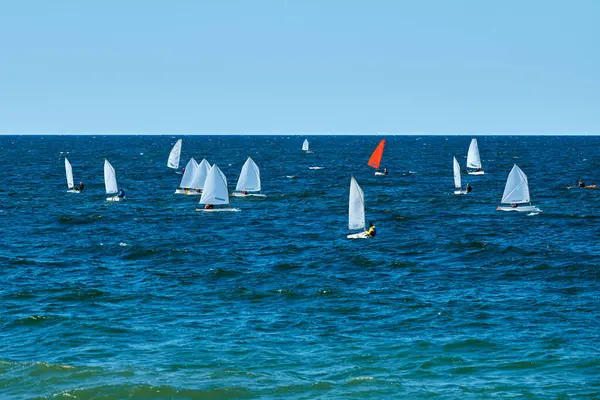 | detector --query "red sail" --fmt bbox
[368,139,386,169]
